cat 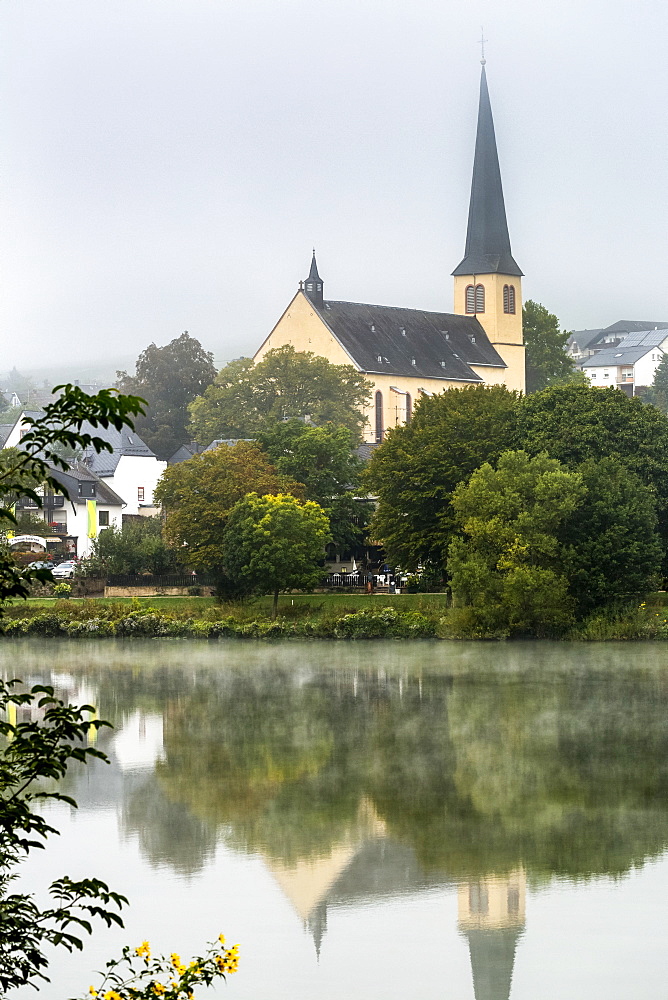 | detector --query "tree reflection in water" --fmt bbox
[9,640,668,1000]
